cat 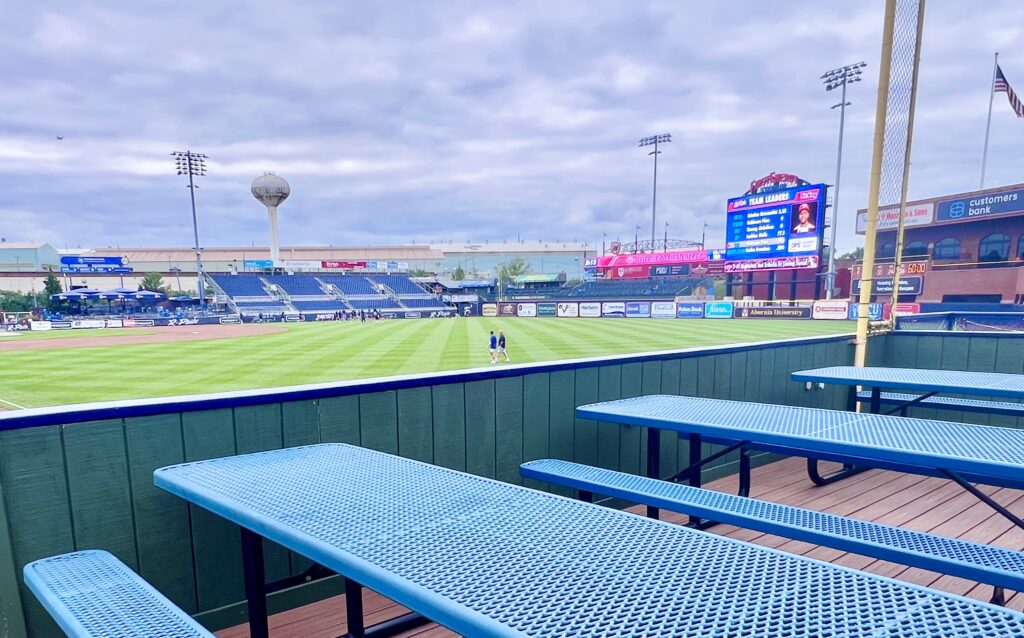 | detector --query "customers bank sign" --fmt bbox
[936,187,1024,222]
[855,184,1024,233]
